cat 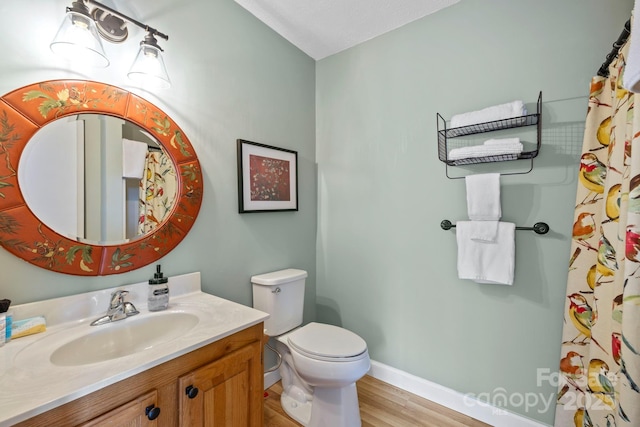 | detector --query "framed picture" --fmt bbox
[237,139,298,213]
